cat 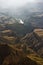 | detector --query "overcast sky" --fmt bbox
[0,0,43,8]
